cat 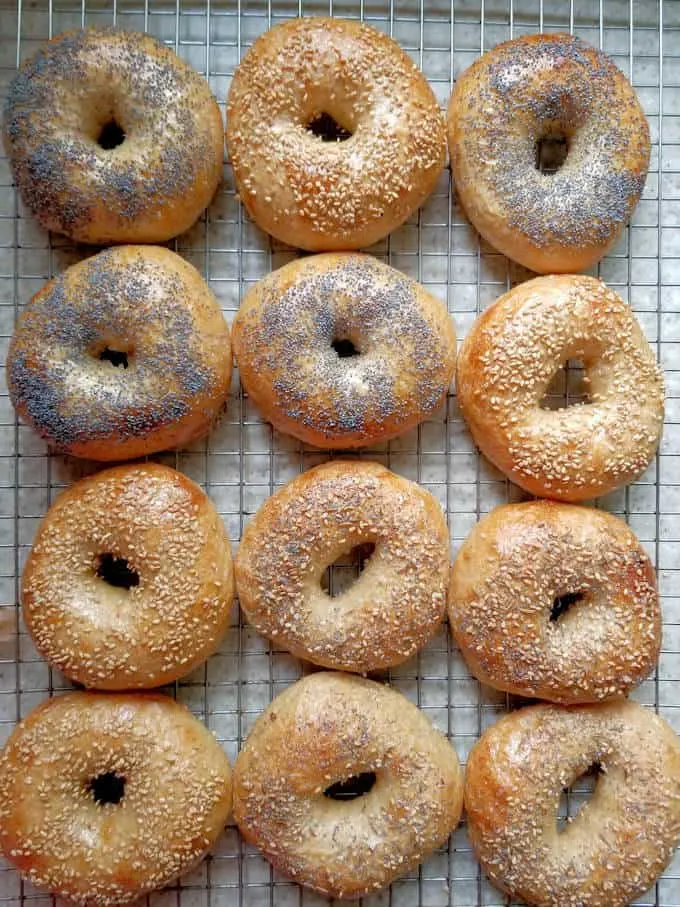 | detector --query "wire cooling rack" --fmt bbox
[0,0,679,905]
